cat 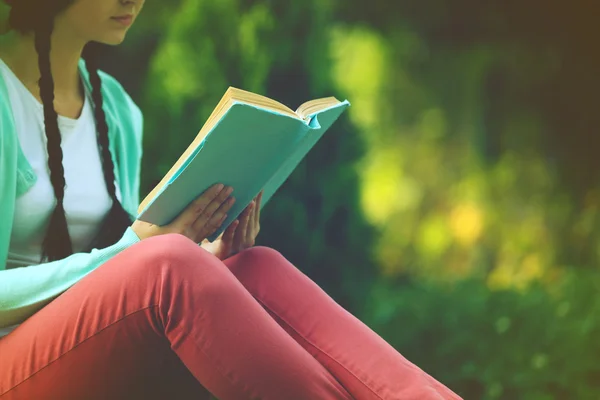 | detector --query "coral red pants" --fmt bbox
[0,234,460,399]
